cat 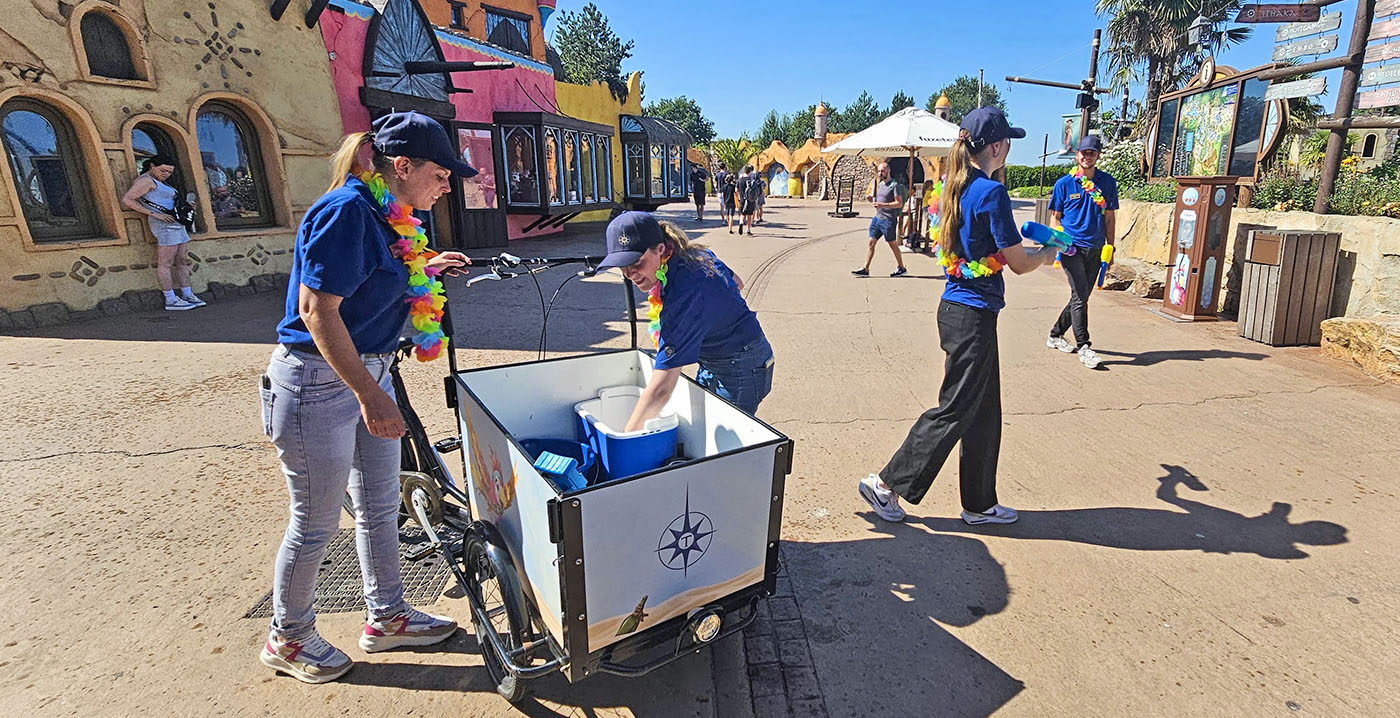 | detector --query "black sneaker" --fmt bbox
[851,268,869,276]
[738,225,744,235]
[891,267,908,277]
